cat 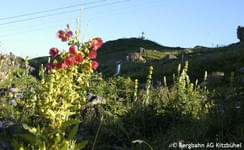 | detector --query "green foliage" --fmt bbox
[79,62,215,149]
[166,61,211,119]
[1,38,244,149]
